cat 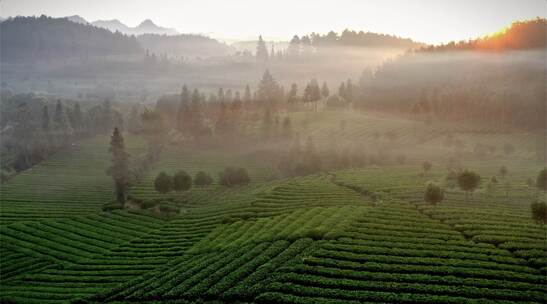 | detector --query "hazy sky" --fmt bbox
[1,0,545,44]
